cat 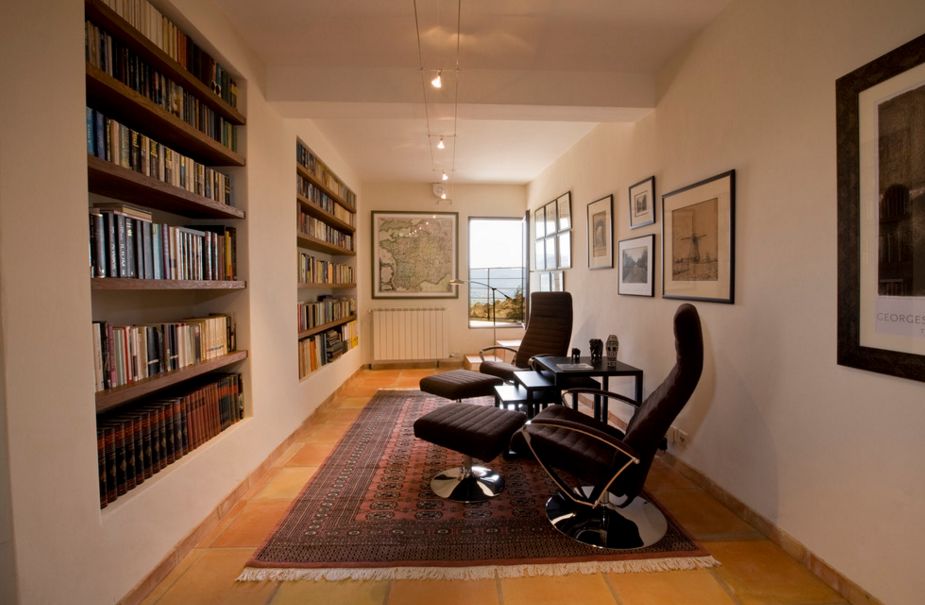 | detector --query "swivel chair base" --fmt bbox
[546,488,668,550]
[431,458,504,503]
